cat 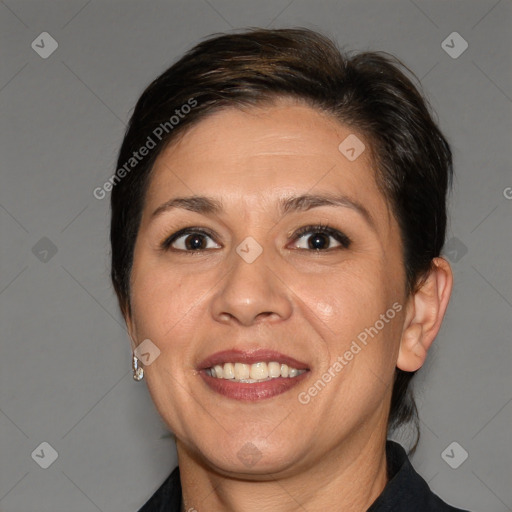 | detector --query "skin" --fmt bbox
[126,99,453,512]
